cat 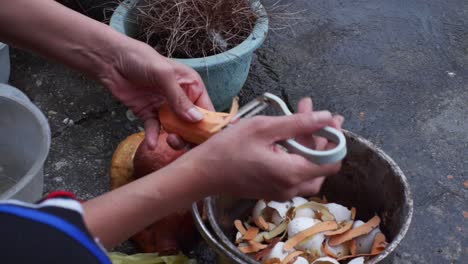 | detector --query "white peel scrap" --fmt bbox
[253,200,267,220]
[263,241,291,261]
[294,256,309,264]
[292,197,309,207]
[288,218,325,255]
[268,201,292,218]
[353,220,381,254]
[325,203,352,223]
